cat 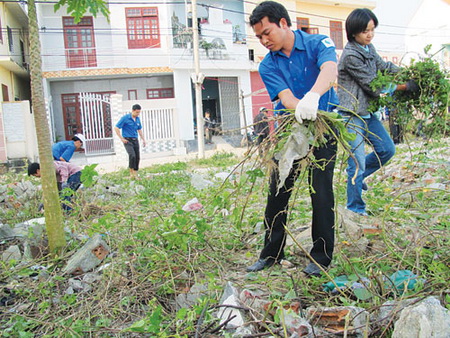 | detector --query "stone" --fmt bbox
[63,234,110,275]
[392,296,450,338]
[190,173,214,190]
[68,278,84,292]
[9,181,37,199]
[239,289,268,314]
[217,282,245,329]
[13,218,46,244]
[2,245,22,262]
[230,326,254,337]
[374,299,417,328]
[307,306,370,337]
[427,182,446,190]
[134,184,145,193]
[214,172,233,181]
[281,309,313,337]
[0,223,15,239]
[175,283,209,309]
[253,221,263,234]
